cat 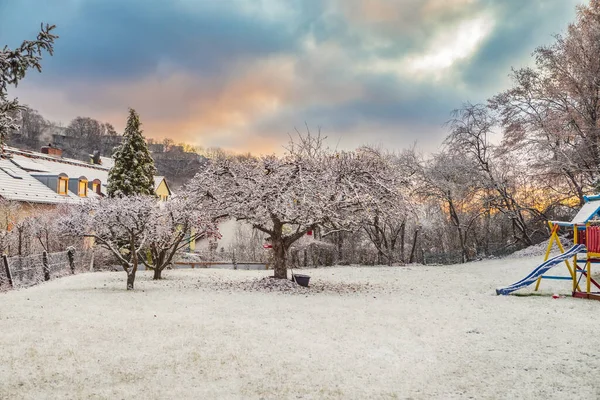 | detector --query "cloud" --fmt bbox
[1,0,583,155]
